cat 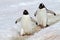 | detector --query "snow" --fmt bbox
[0,0,60,40]
[26,21,60,40]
